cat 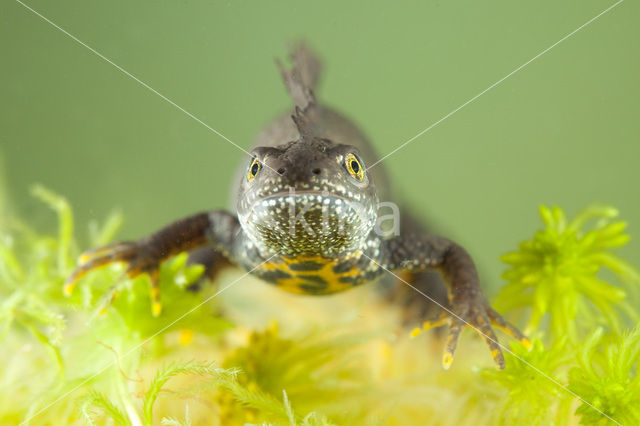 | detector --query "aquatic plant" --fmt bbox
[496,205,639,340]
[1,189,639,425]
